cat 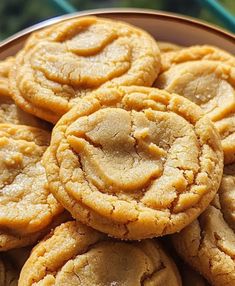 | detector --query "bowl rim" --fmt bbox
[0,8,234,52]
